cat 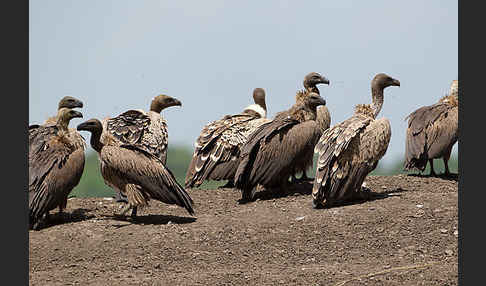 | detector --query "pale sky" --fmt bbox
[29,0,458,166]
